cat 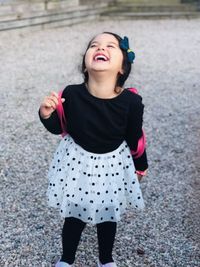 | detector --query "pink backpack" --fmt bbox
[57,88,146,158]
